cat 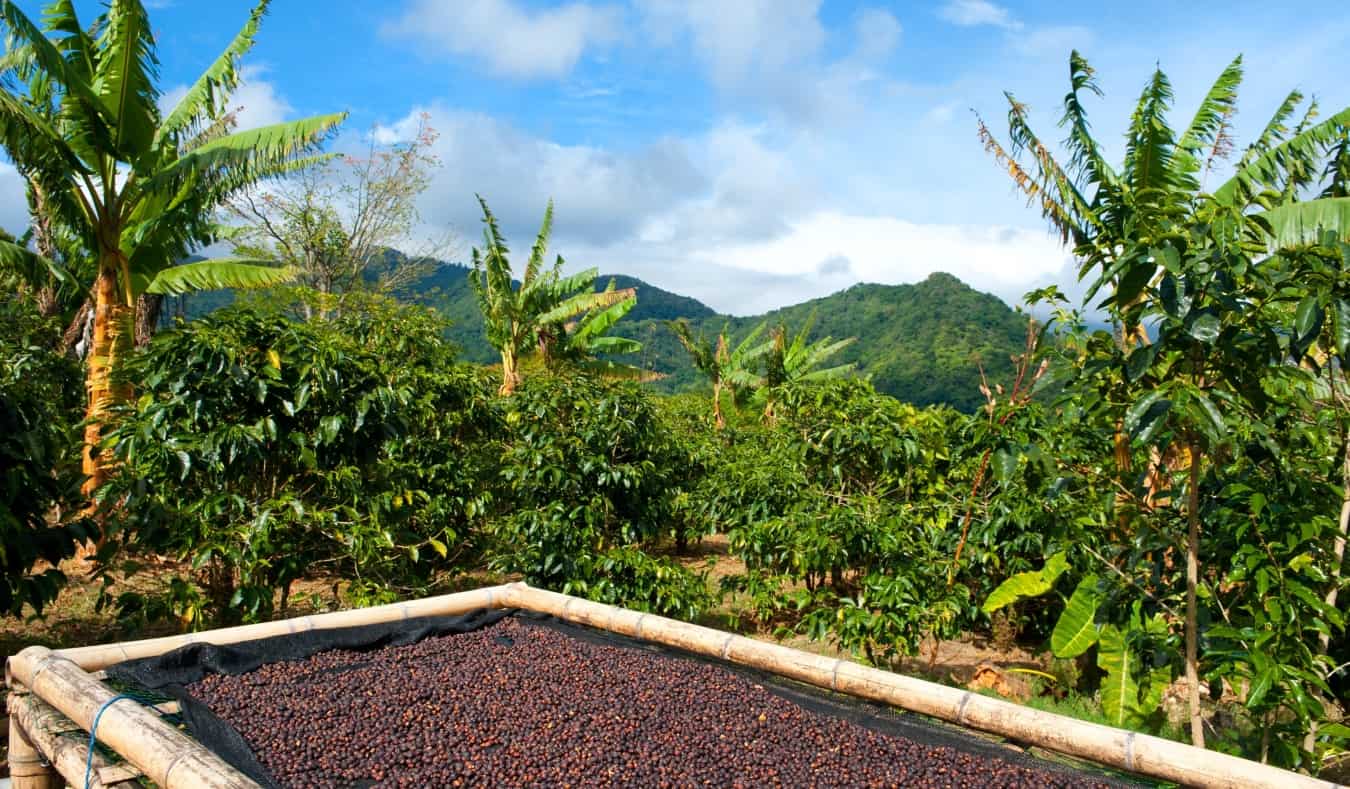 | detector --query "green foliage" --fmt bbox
[470,198,645,393]
[488,374,710,618]
[0,299,89,615]
[103,293,495,626]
